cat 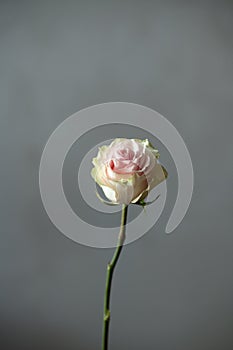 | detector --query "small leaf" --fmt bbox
[133,194,161,207]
